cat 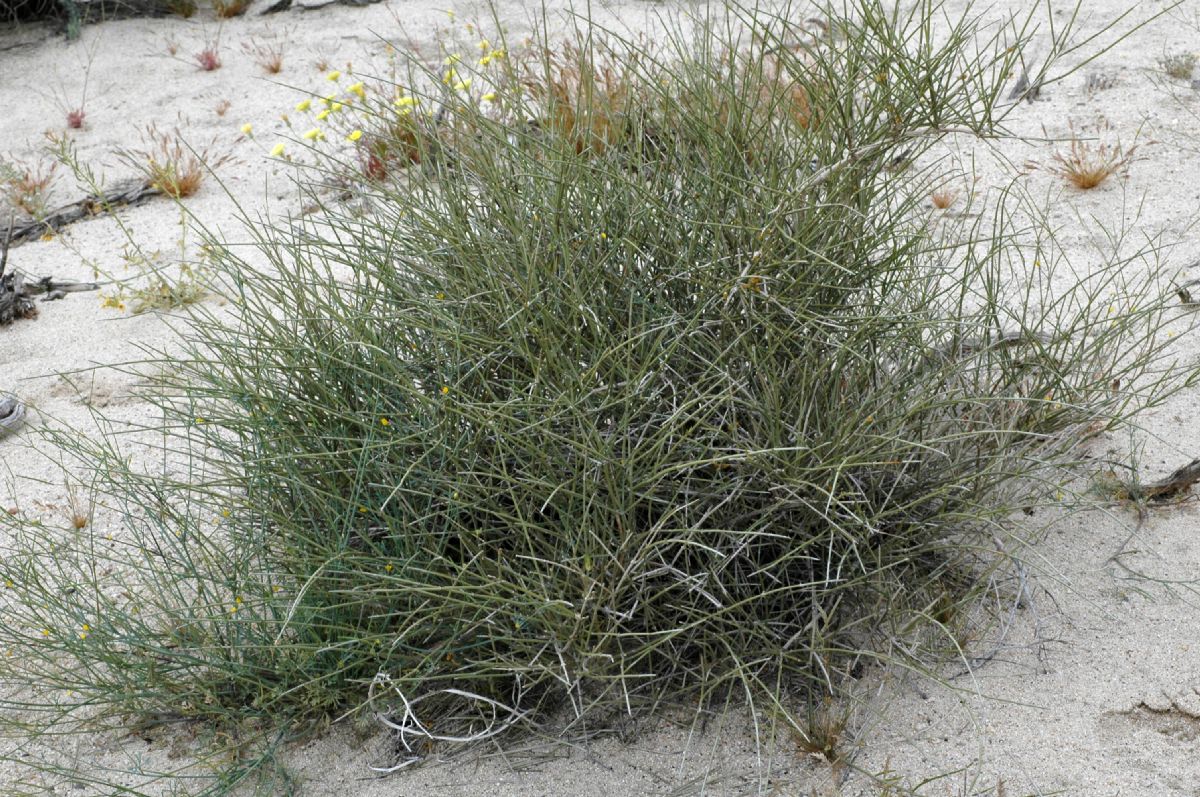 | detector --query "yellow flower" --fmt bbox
[303,128,324,141]
[477,39,490,52]
[435,291,445,300]
[482,92,497,102]
[79,624,90,640]
[195,417,205,424]
[240,123,253,135]
[479,55,491,66]
[453,79,471,91]
[322,93,336,107]
[316,109,330,121]
[348,81,366,99]
[326,69,341,81]
[440,385,450,395]
[270,142,286,157]
[443,53,461,65]
[380,417,390,426]
[41,629,50,637]
[491,48,505,59]
[331,101,344,112]
[442,68,457,84]
[295,98,312,111]
[384,563,394,573]
[395,95,417,107]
